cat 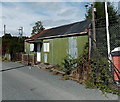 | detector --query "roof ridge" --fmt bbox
[50,19,90,30]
